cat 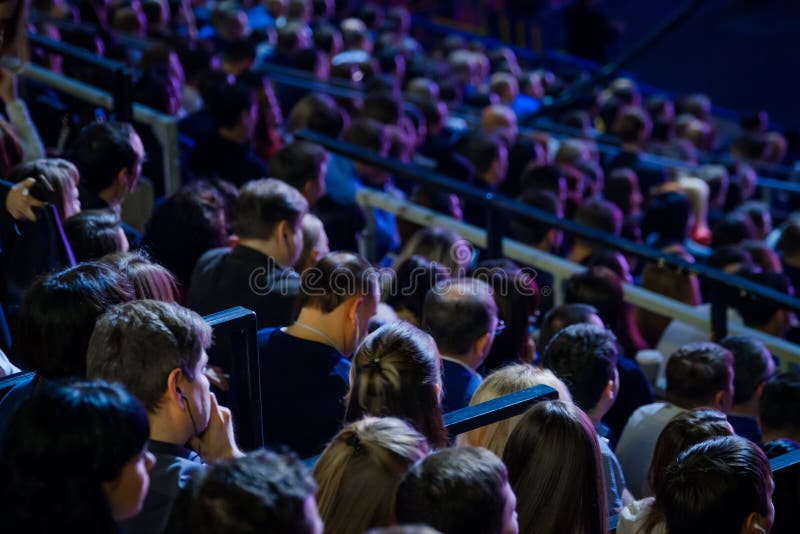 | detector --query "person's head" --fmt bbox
[741,240,782,273]
[641,191,691,247]
[678,175,709,233]
[732,271,795,337]
[361,90,403,127]
[394,227,473,279]
[719,336,775,409]
[538,303,603,354]
[573,199,622,253]
[759,372,800,442]
[314,417,430,534]
[287,93,346,138]
[220,38,256,77]
[665,342,735,411]
[209,82,258,141]
[736,201,772,240]
[480,104,518,145]
[70,121,144,205]
[17,262,133,378]
[167,449,322,534]
[385,256,450,327]
[422,278,498,369]
[345,322,446,448]
[233,178,309,266]
[511,189,563,252]
[698,164,730,211]
[502,400,606,534]
[64,208,128,262]
[396,446,518,534]
[489,72,519,105]
[298,251,379,354]
[541,323,618,420]
[777,217,800,263]
[659,436,773,534]
[646,409,733,497]
[100,250,180,302]
[86,300,213,443]
[269,141,328,205]
[707,244,753,274]
[458,365,571,456]
[7,158,81,219]
[343,118,391,186]
[464,133,508,188]
[613,107,652,145]
[635,258,701,345]
[711,212,758,248]
[604,167,642,216]
[0,380,154,531]
[294,213,329,274]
